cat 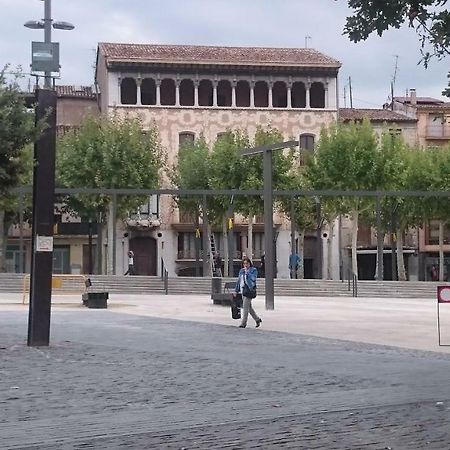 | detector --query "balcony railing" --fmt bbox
[177,250,242,259]
[55,222,98,235]
[426,125,450,139]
